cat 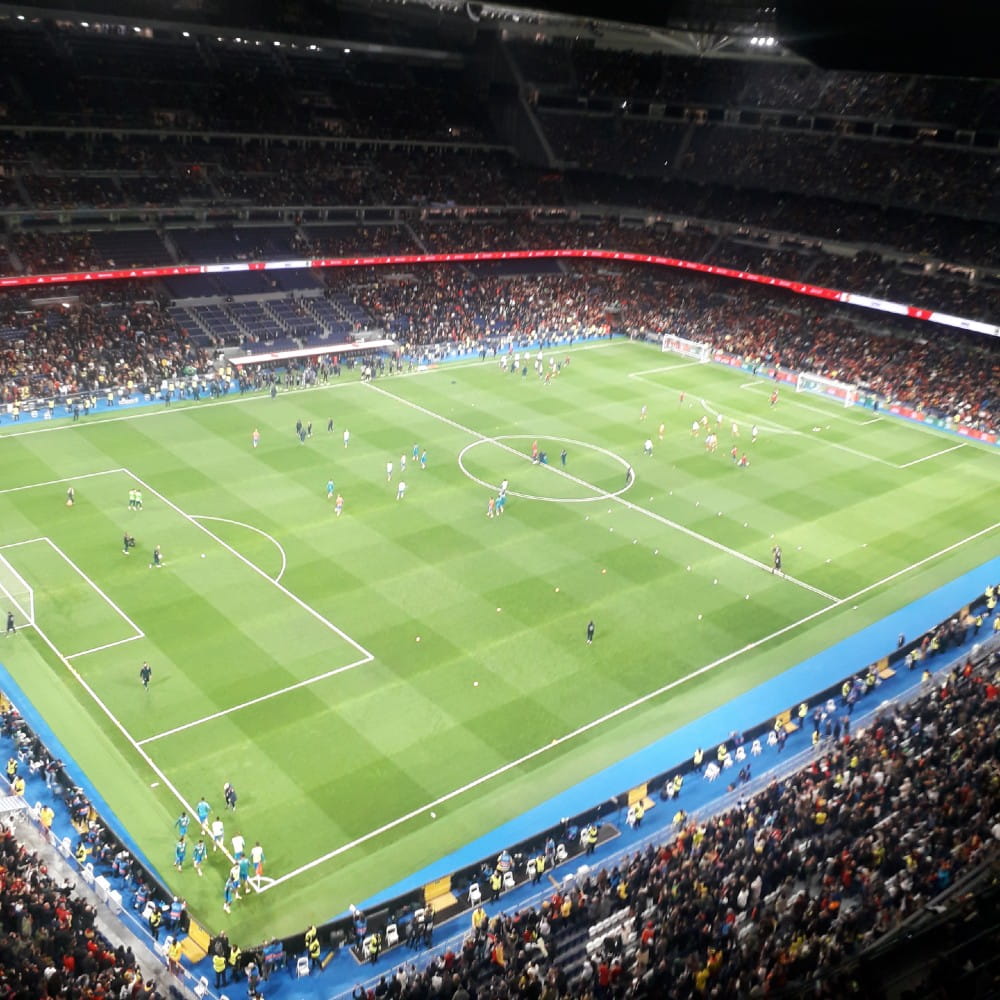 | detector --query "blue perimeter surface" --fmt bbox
[361,554,1000,909]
